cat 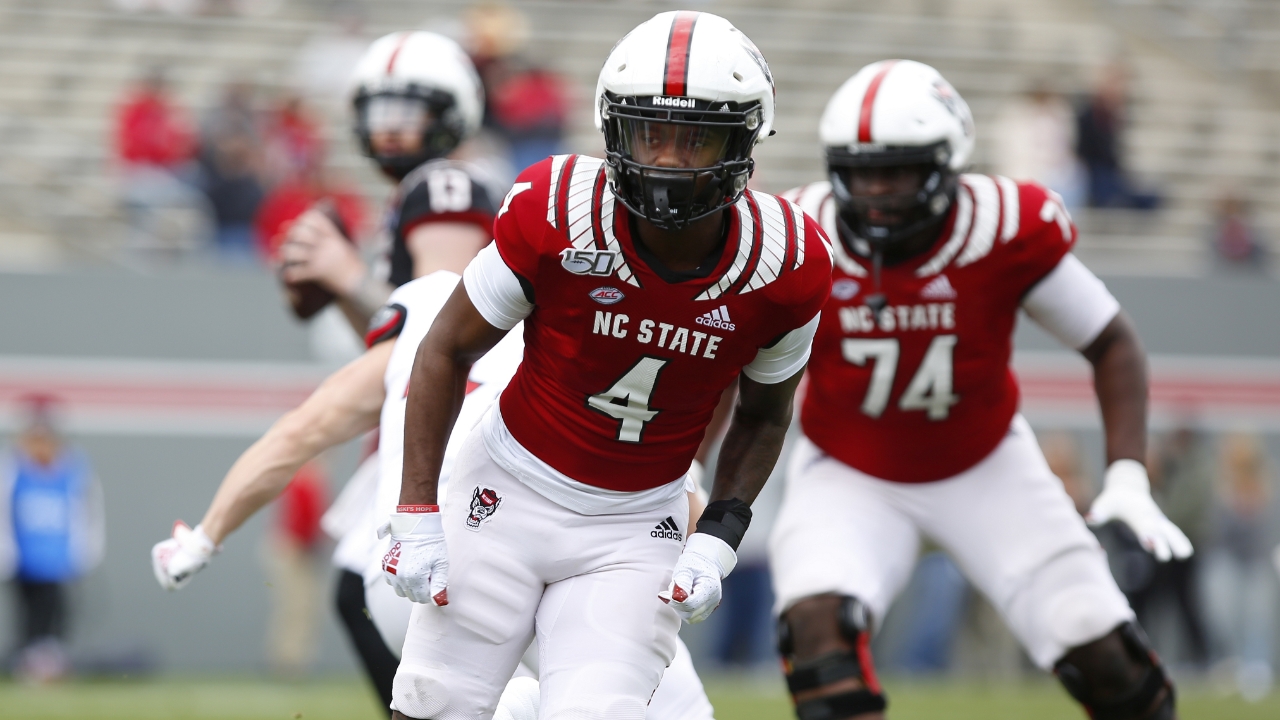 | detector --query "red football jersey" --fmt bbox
[491,154,832,491]
[785,175,1076,482]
